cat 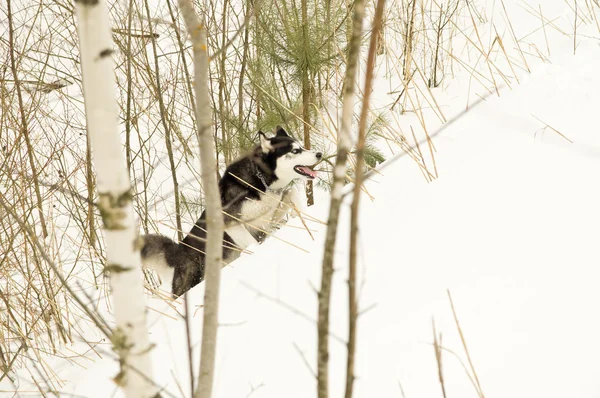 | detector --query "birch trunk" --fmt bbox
[347,2,386,398]
[73,0,155,396]
[177,2,225,398]
[318,1,365,398]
